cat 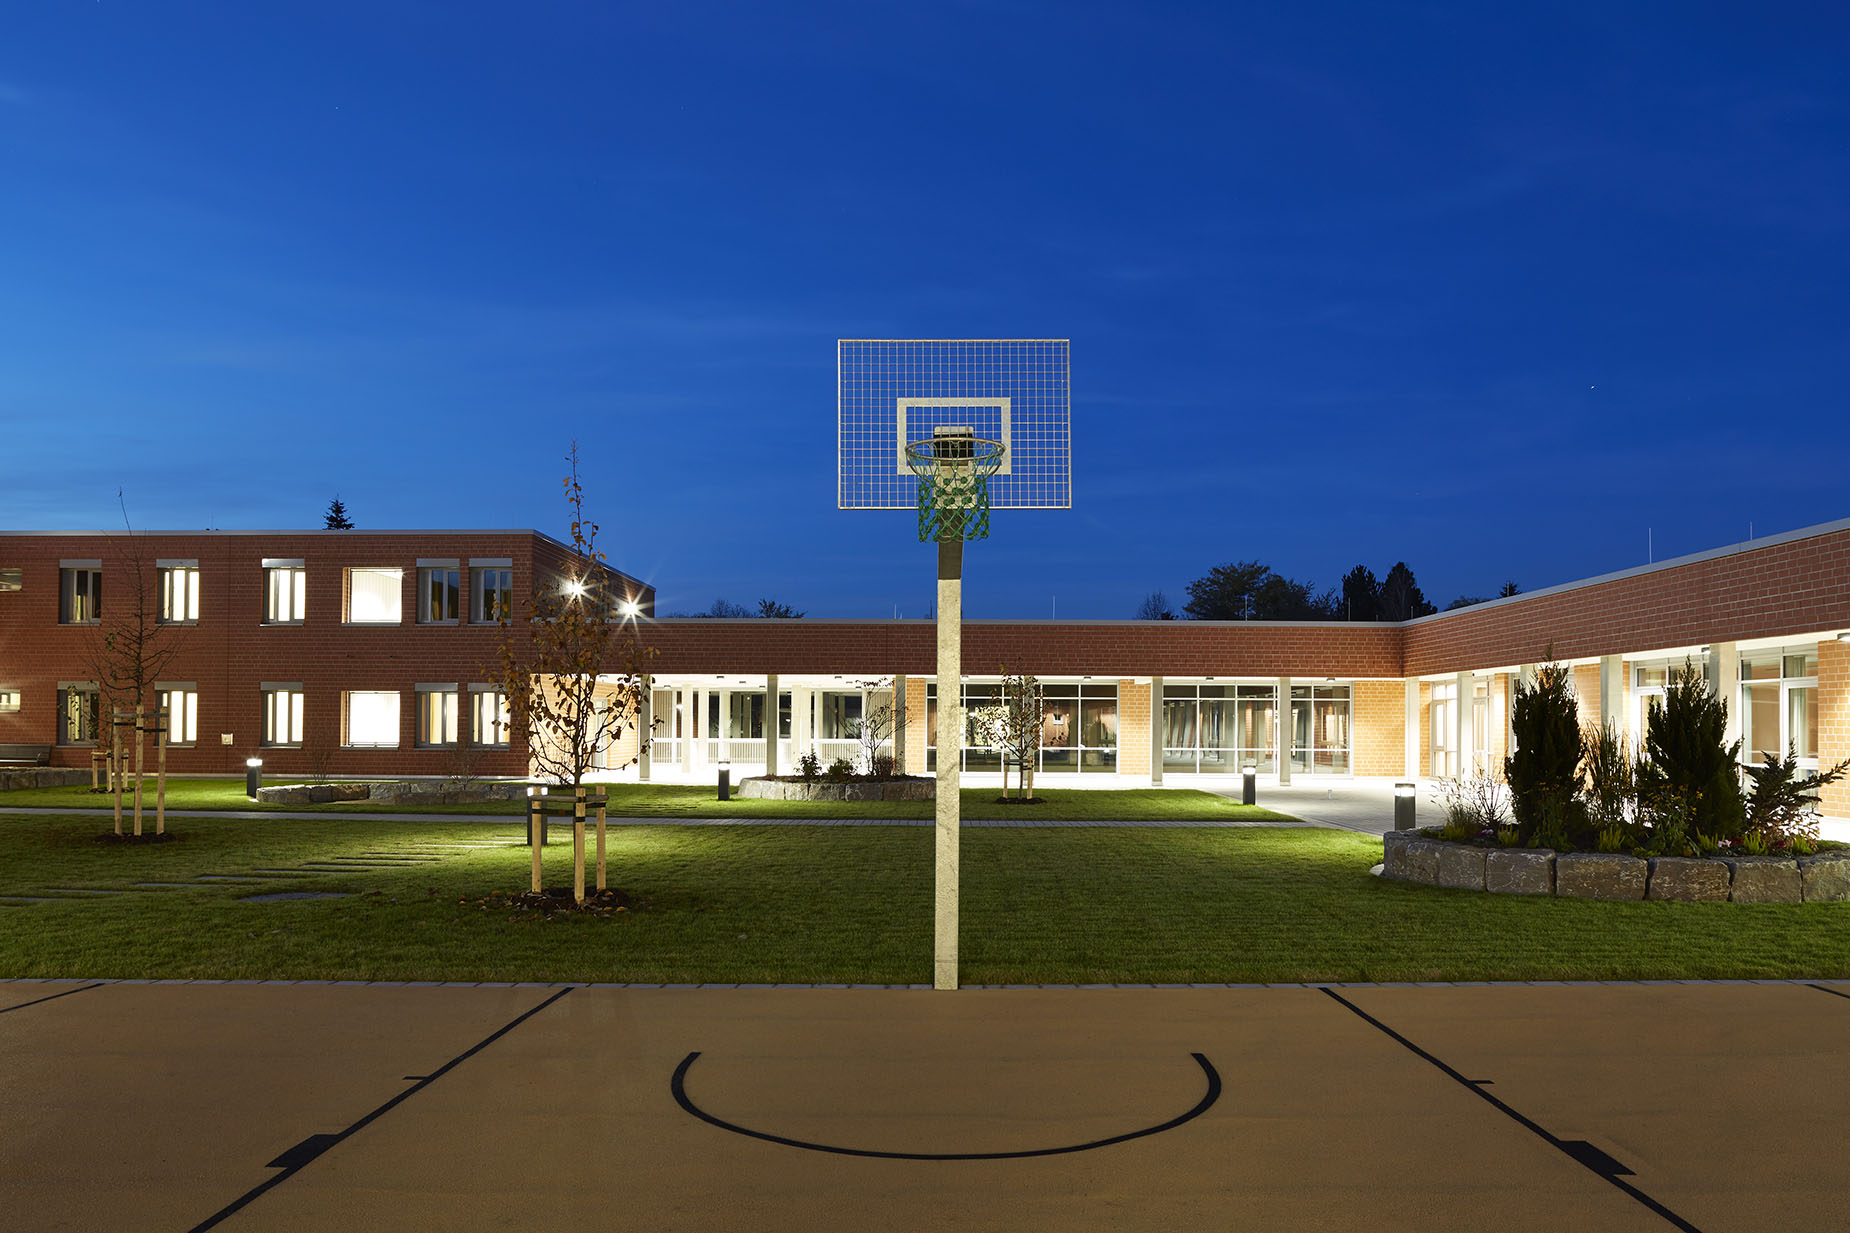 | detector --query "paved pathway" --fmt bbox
[0,805,1331,828]
[4,979,1847,1231]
